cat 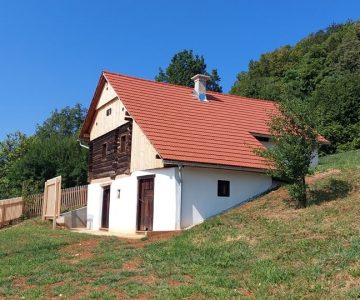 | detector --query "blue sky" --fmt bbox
[0,0,359,140]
